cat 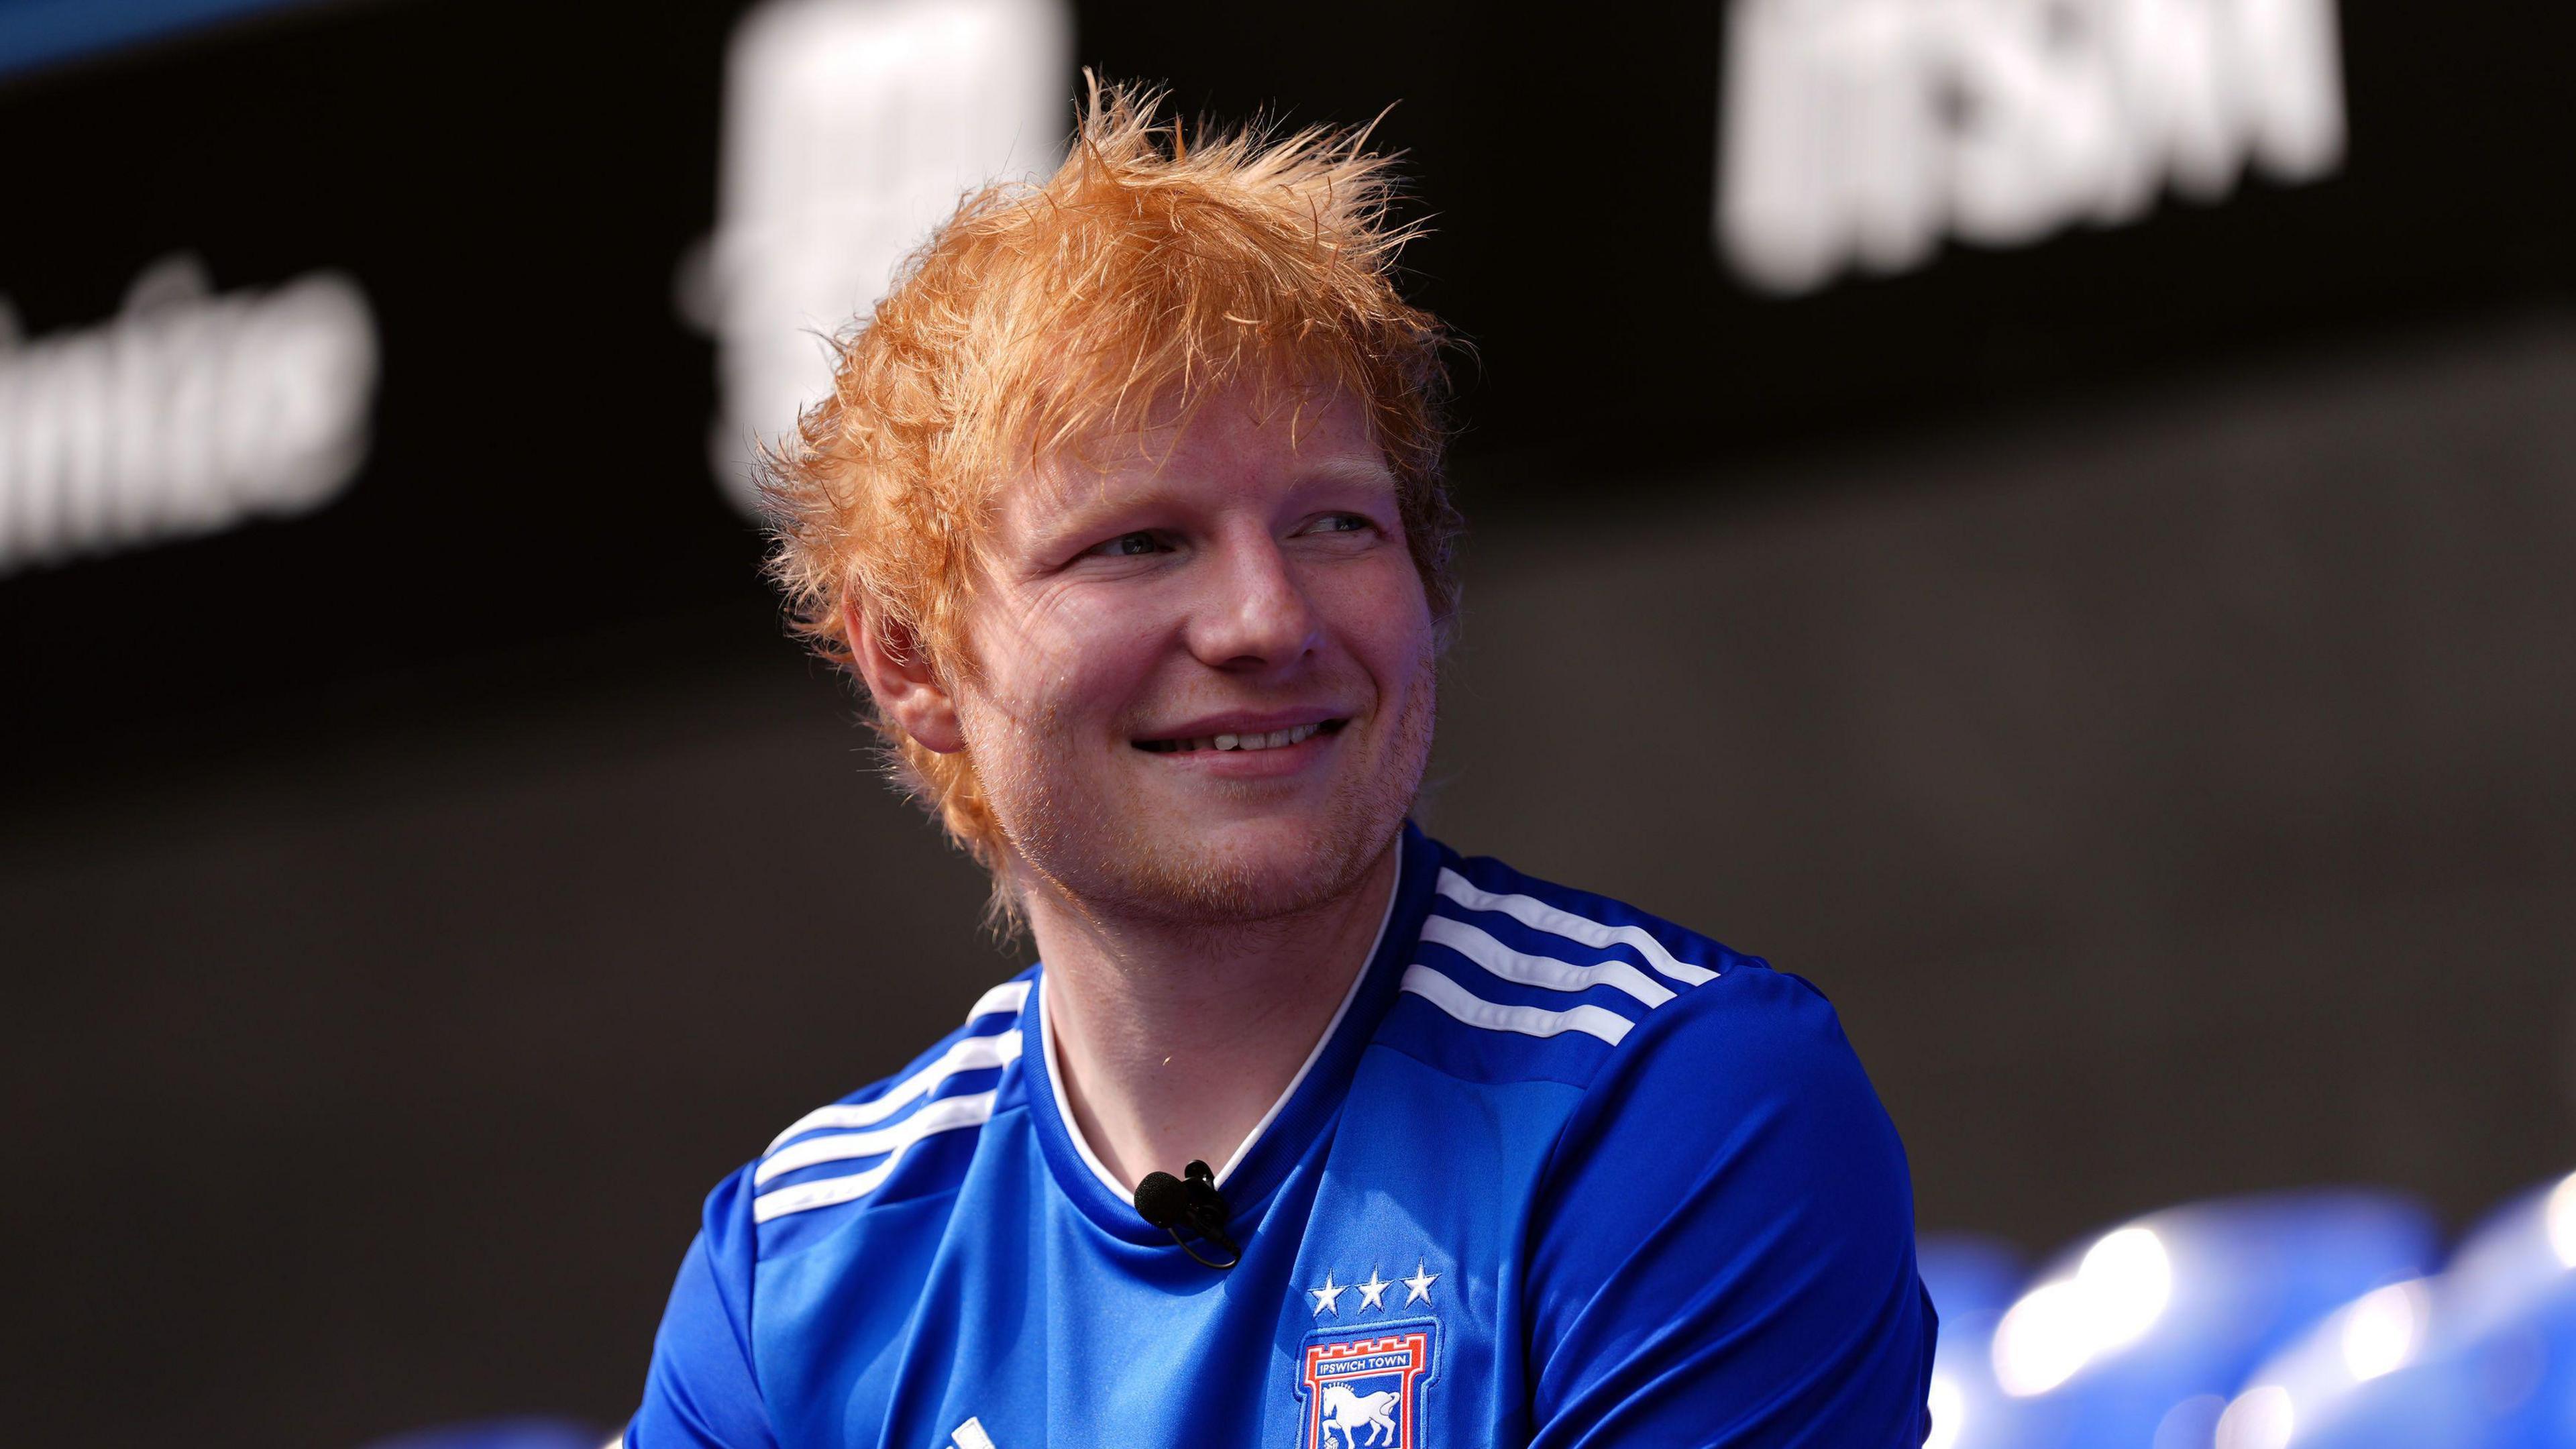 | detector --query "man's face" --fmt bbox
[950,378,1437,924]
